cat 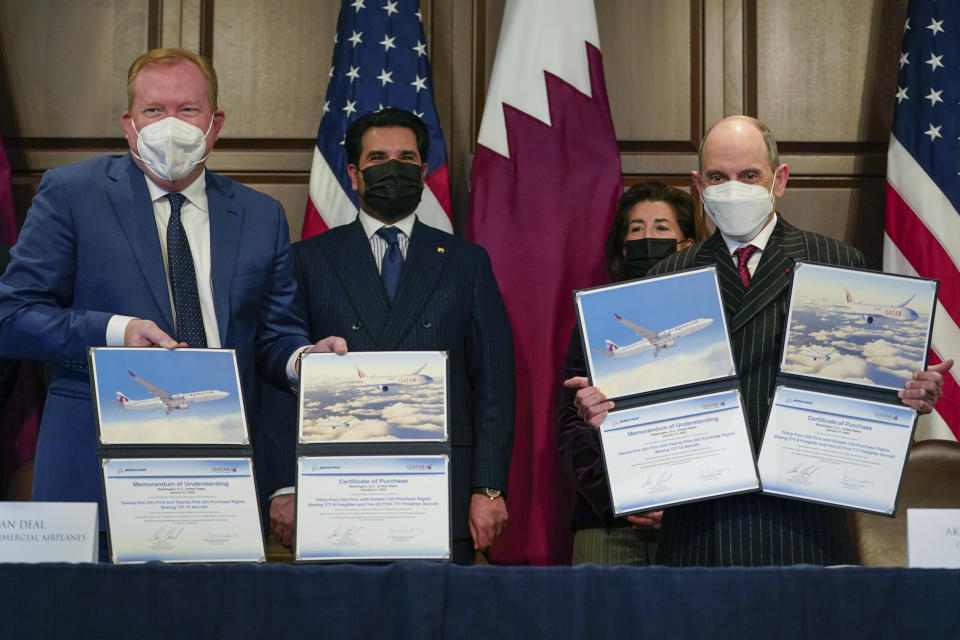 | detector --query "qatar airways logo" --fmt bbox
[875,411,899,422]
[701,400,727,410]
[406,464,433,471]
[211,466,237,474]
